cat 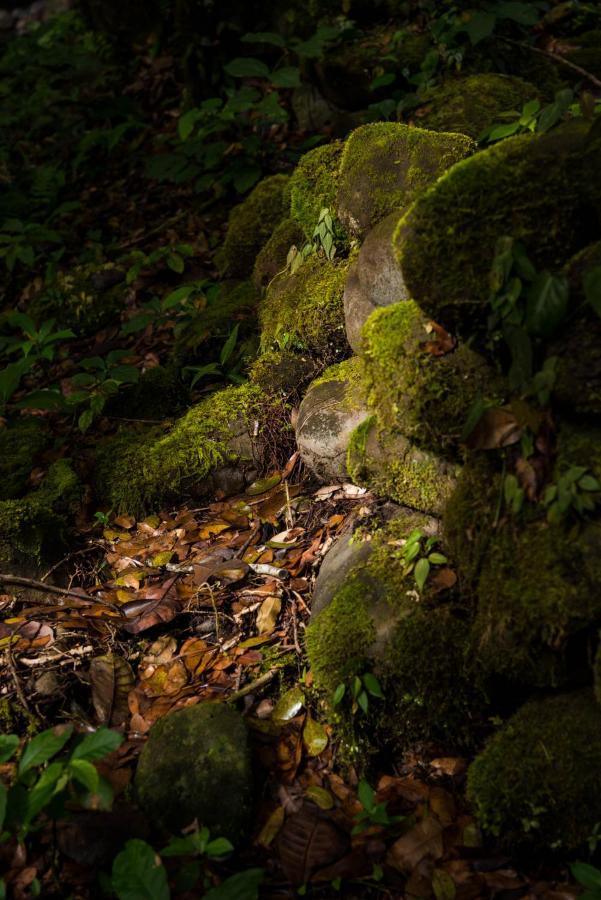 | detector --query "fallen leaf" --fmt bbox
[465,407,522,450]
[247,472,282,495]
[387,816,444,873]
[277,806,349,885]
[273,686,304,724]
[257,806,286,848]
[303,717,328,757]
[306,786,334,810]
[90,654,134,726]
[430,757,466,777]
[256,595,282,634]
